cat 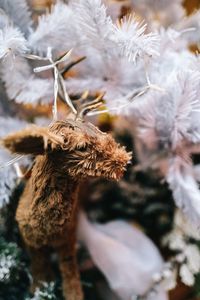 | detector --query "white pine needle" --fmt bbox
[167,157,200,228]
[0,0,32,36]
[0,56,53,105]
[0,26,28,60]
[74,0,113,56]
[28,2,77,54]
[113,15,160,62]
